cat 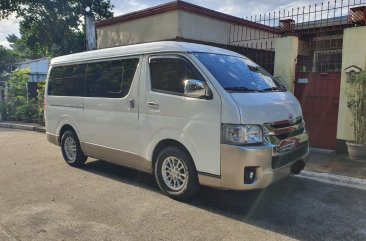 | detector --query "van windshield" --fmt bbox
[194,53,286,93]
